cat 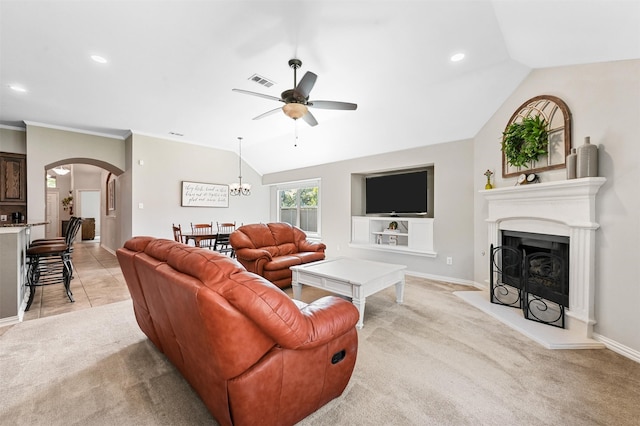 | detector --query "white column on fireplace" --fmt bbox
[482,177,606,339]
